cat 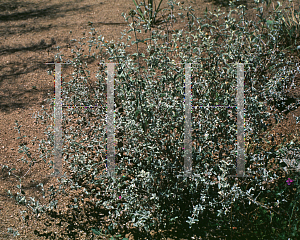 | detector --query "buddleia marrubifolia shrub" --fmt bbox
[8,0,300,239]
